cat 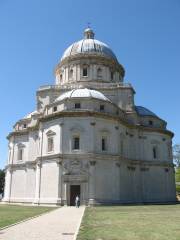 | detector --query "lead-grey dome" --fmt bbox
[135,106,157,117]
[61,28,117,61]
